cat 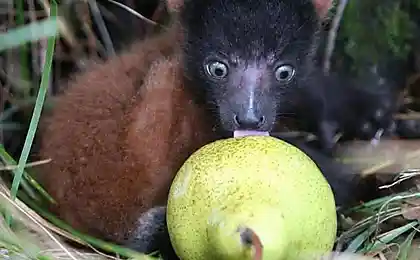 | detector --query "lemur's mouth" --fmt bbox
[233,130,270,138]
